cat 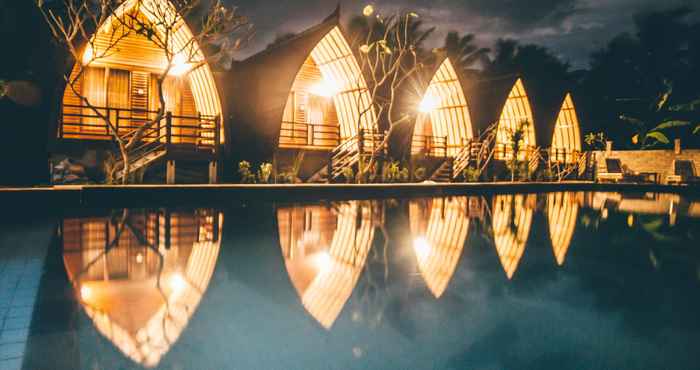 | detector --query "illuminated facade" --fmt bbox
[62,209,223,368]
[549,94,582,163]
[59,0,223,147]
[277,201,376,329]
[408,197,470,298]
[411,59,473,157]
[493,79,537,161]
